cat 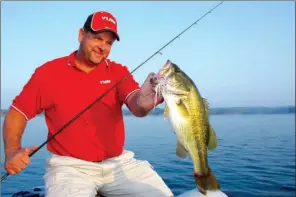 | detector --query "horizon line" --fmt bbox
[0,105,295,111]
